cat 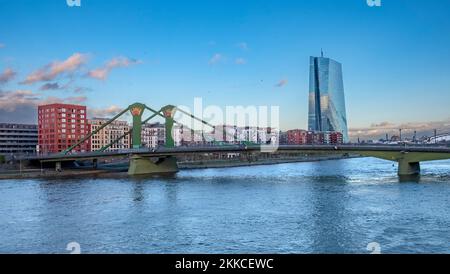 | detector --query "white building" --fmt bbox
[161,124,280,147]
[141,122,165,148]
[425,133,450,144]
